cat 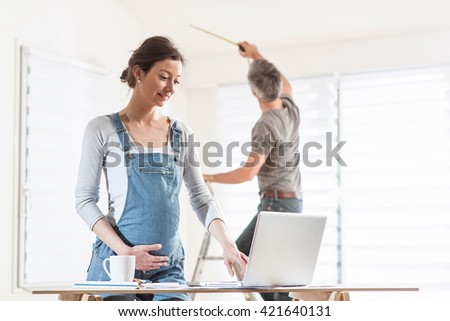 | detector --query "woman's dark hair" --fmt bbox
[120,36,185,88]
